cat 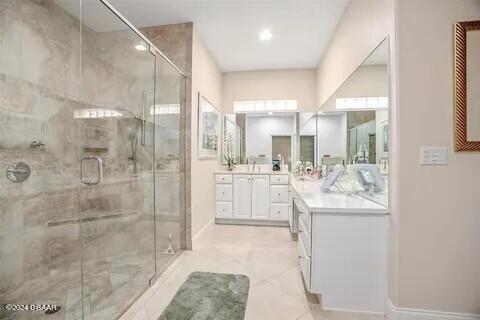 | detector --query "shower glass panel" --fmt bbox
[154,54,186,273]
[0,1,186,319]
[79,1,156,319]
[0,0,84,319]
